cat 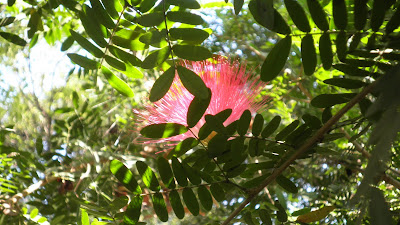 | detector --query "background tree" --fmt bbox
[1,0,400,224]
